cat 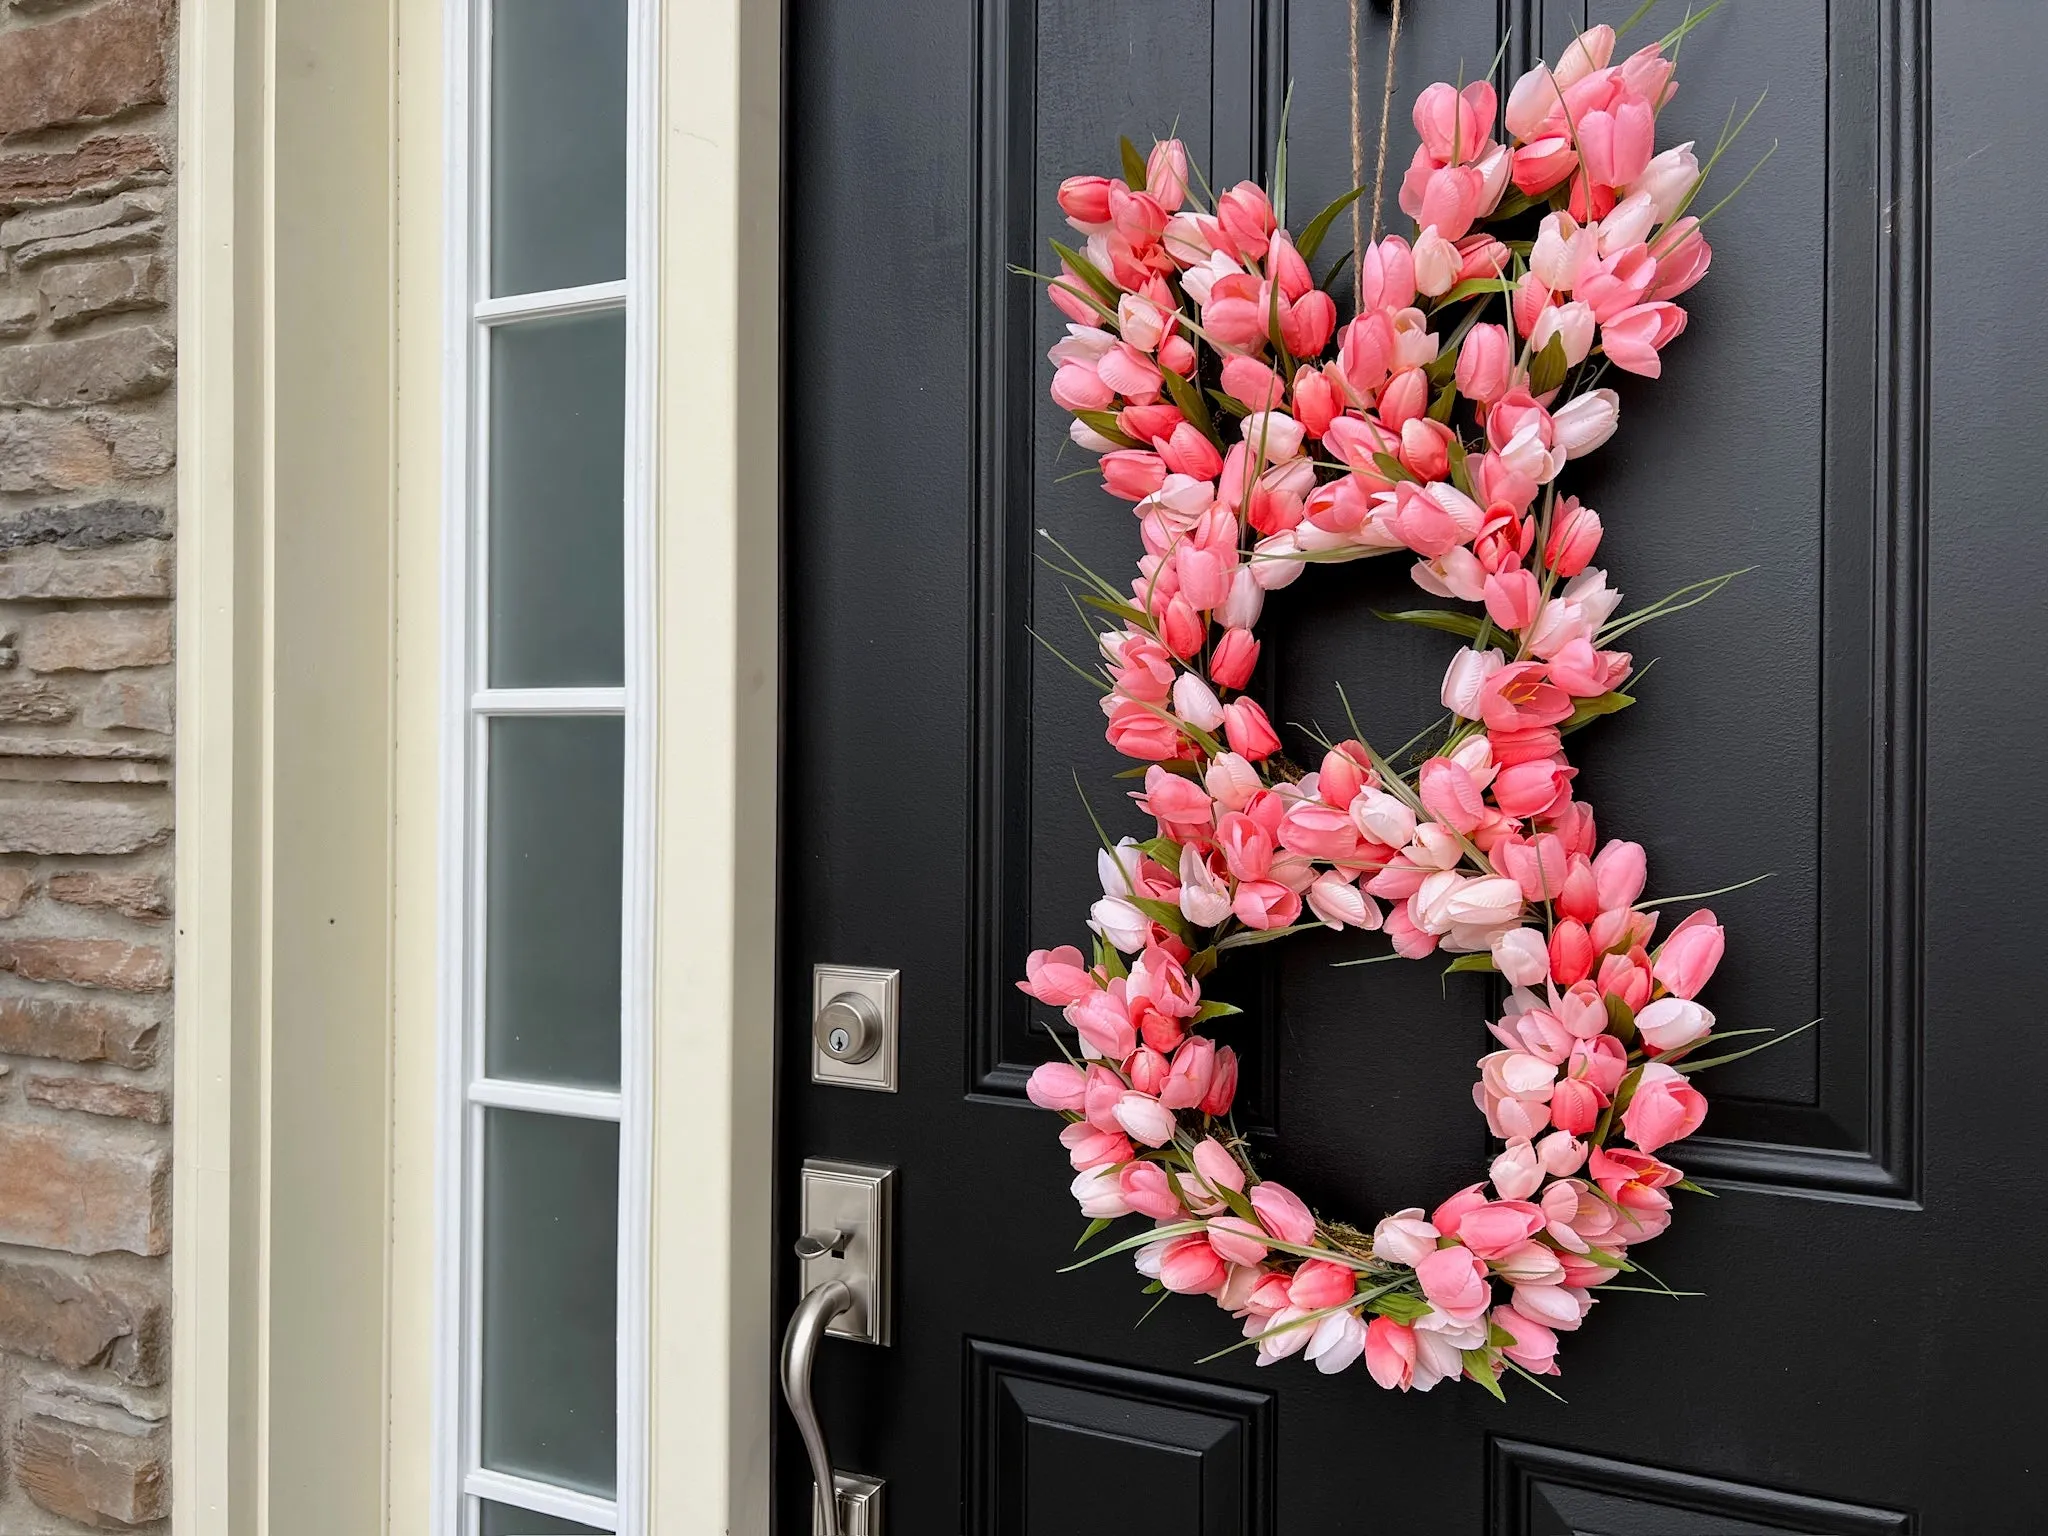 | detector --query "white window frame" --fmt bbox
[433,0,657,1531]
